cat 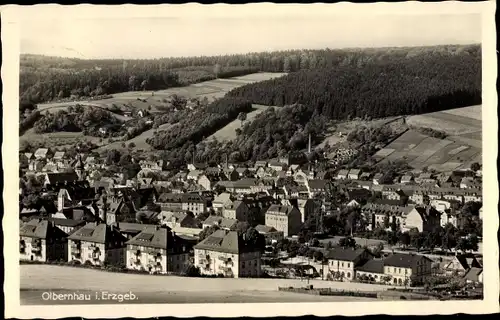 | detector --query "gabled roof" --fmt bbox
[383,253,432,268]
[213,192,232,205]
[463,267,483,282]
[325,248,368,262]
[255,224,278,233]
[194,230,258,254]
